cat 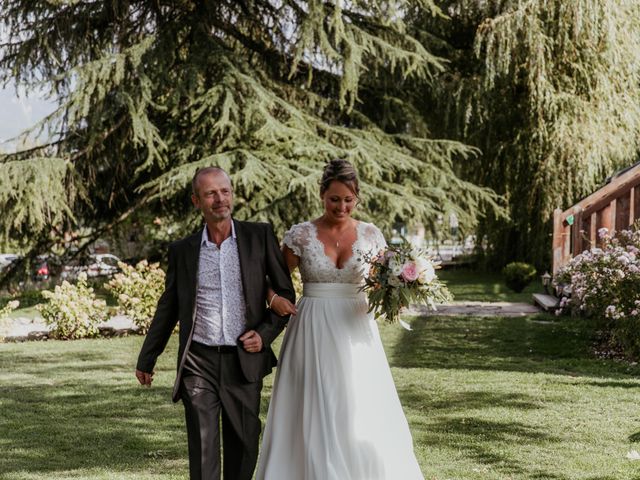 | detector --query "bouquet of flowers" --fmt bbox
[360,242,452,326]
